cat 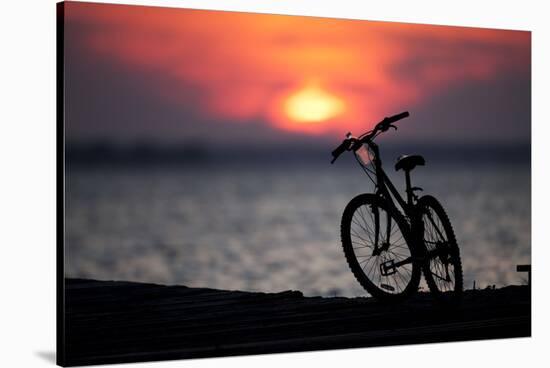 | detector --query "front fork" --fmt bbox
[378,207,422,277]
[369,198,399,277]
[371,203,392,257]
